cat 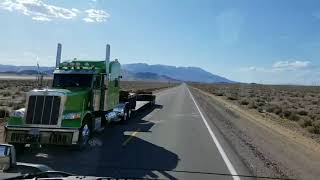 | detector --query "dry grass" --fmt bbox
[190,83,320,134]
